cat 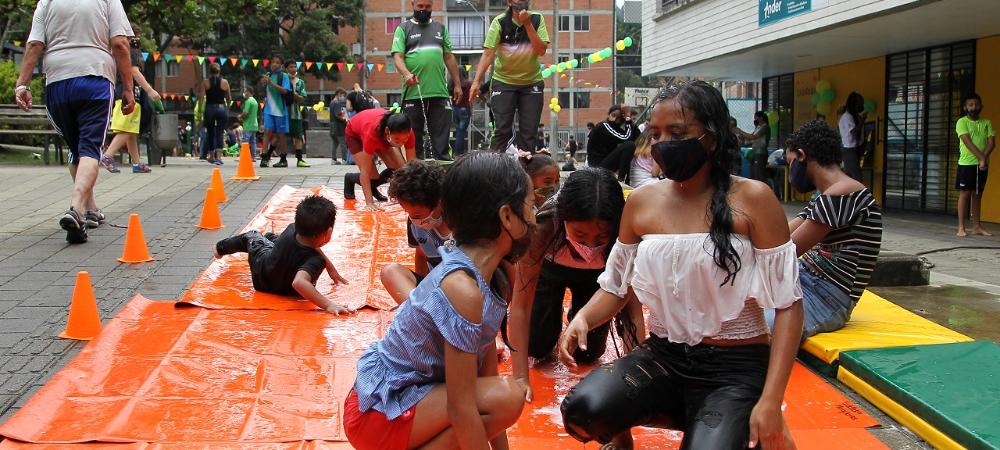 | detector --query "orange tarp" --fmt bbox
[0,186,888,449]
